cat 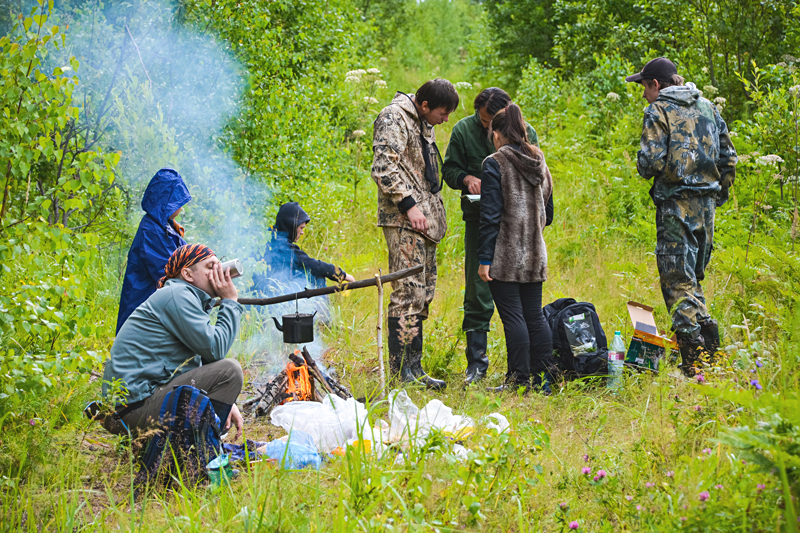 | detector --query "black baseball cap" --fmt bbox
[626,57,678,84]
